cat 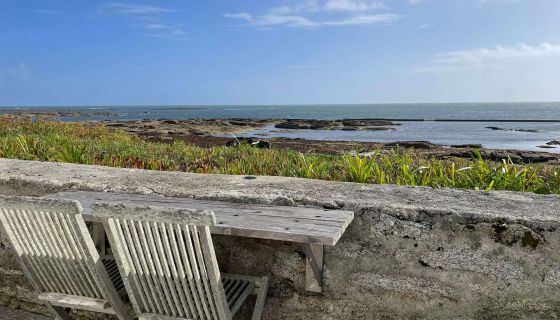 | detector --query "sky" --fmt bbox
[0,0,559,106]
